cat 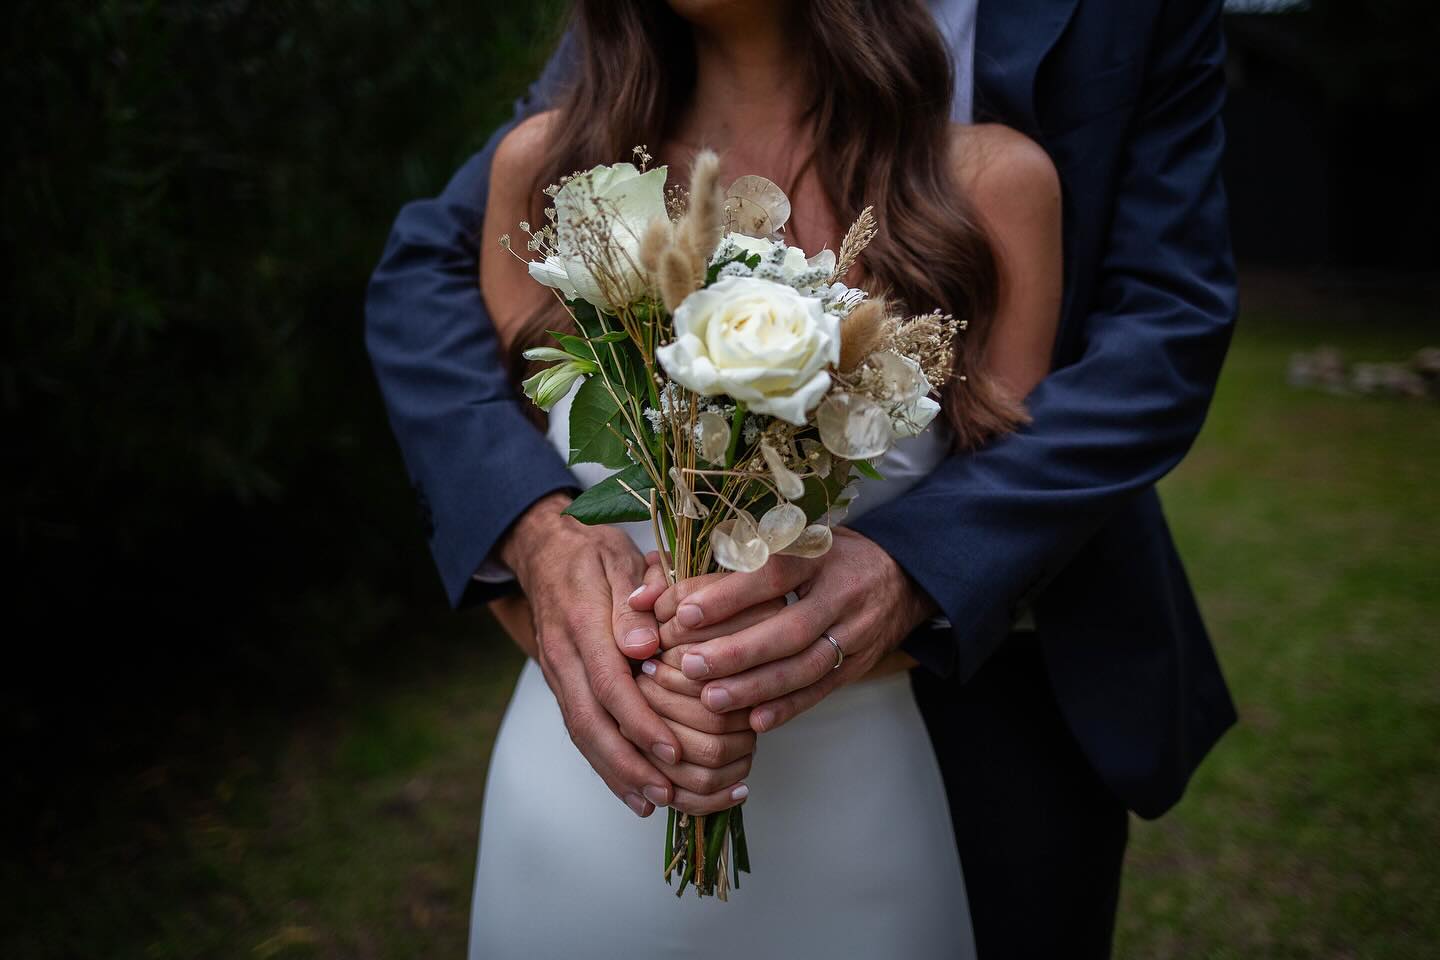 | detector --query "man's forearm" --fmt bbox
[364,165,581,610]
